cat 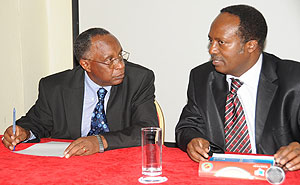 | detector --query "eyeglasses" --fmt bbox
[83,50,130,69]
